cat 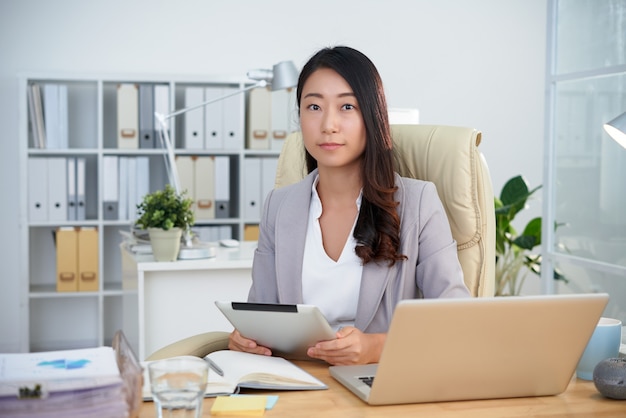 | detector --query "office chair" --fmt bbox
[146,124,496,361]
